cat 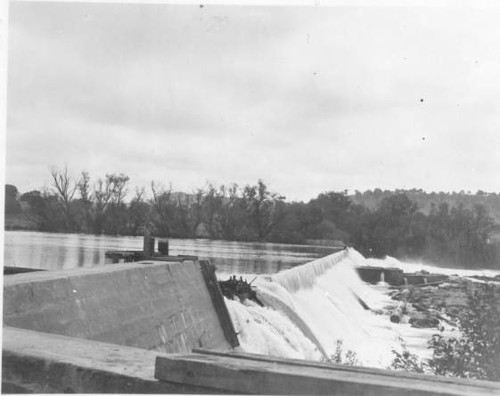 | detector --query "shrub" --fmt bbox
[323,339,360,366]
[390,338,429,374]
[427,283,500,381]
